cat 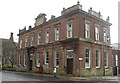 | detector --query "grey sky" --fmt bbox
[0,0,119,43]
